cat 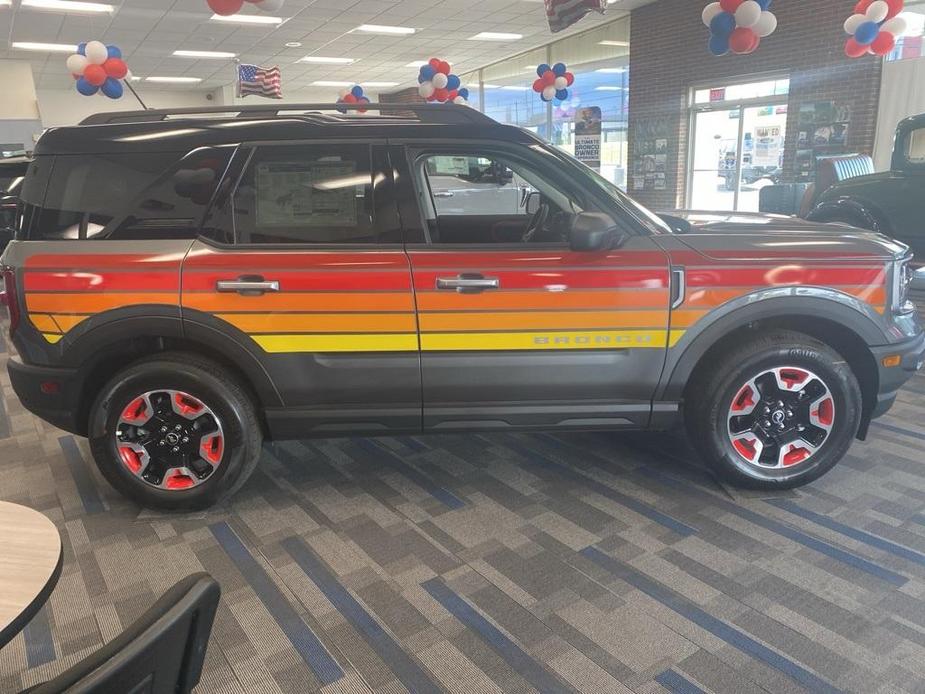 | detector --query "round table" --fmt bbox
[0,502,62,649]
